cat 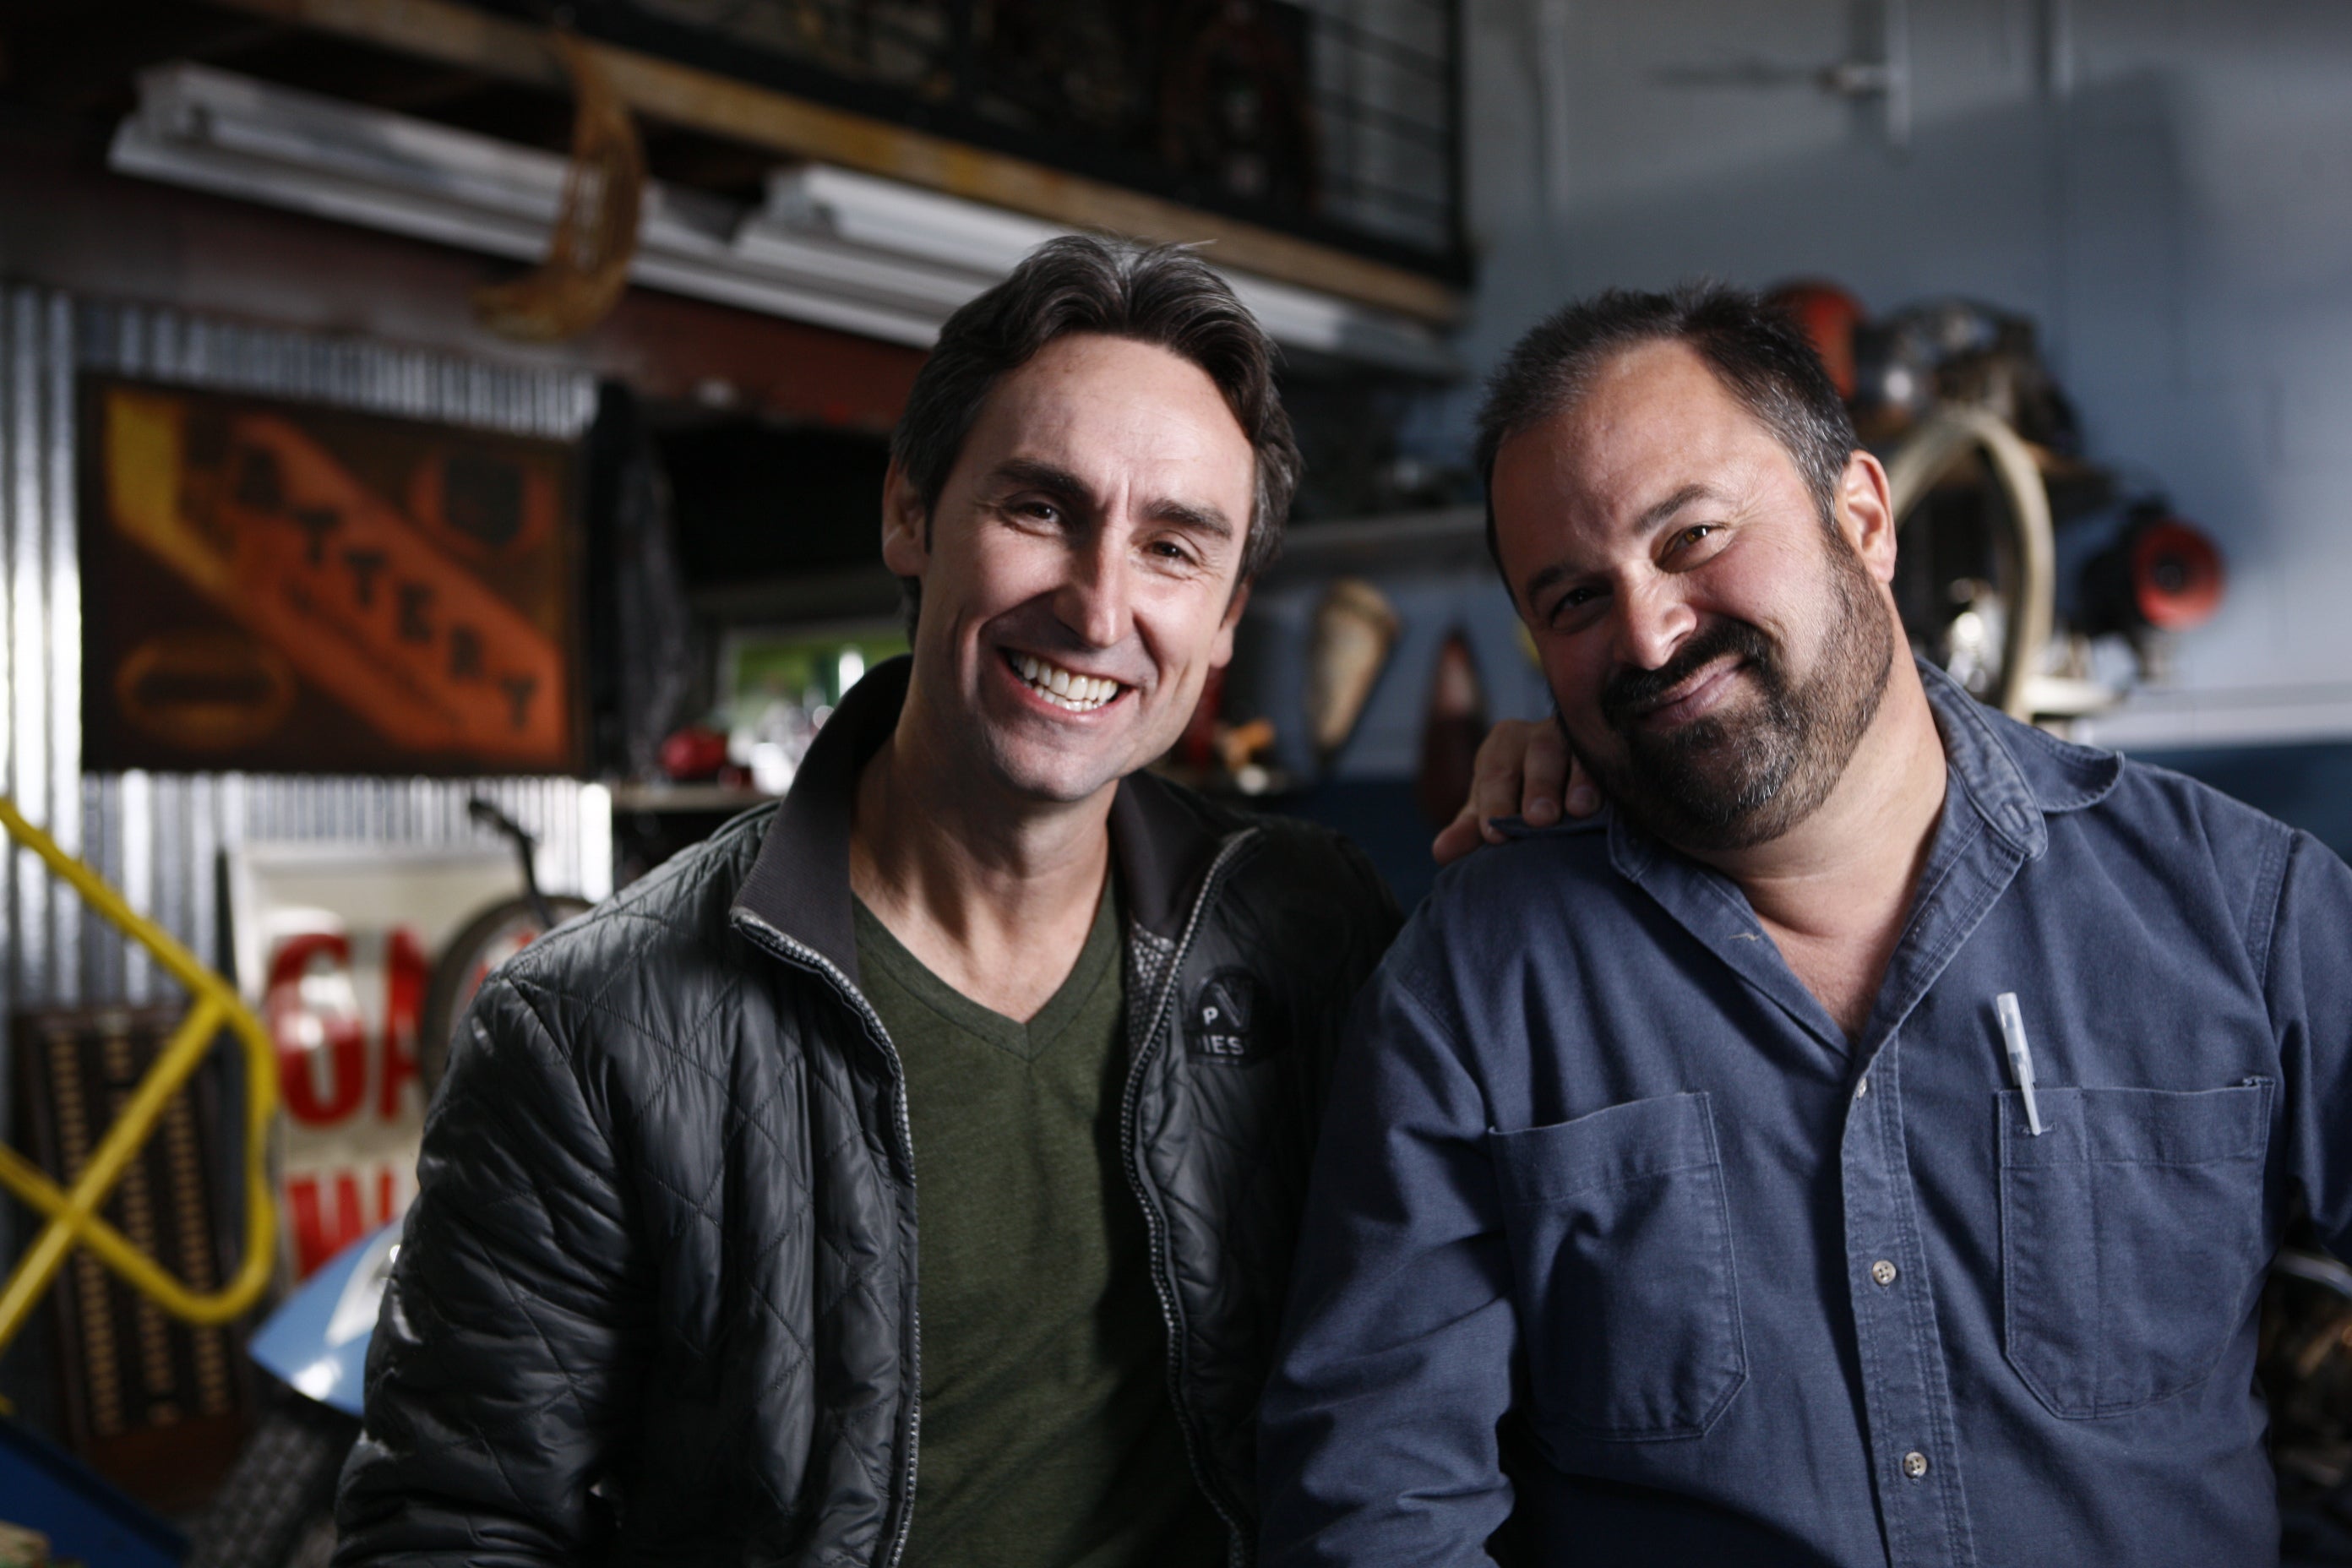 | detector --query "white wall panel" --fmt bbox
[1447,0,2352,745]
